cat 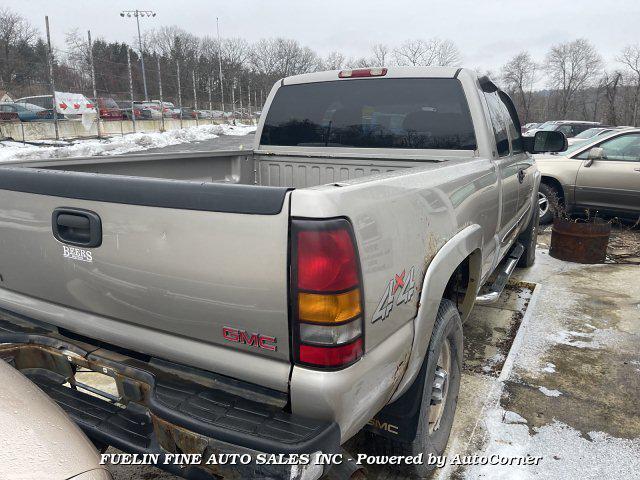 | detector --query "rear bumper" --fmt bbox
[0,313,338,480]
